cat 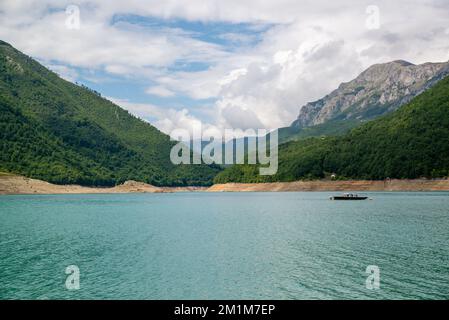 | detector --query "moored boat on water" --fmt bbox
[330,193,369,200]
